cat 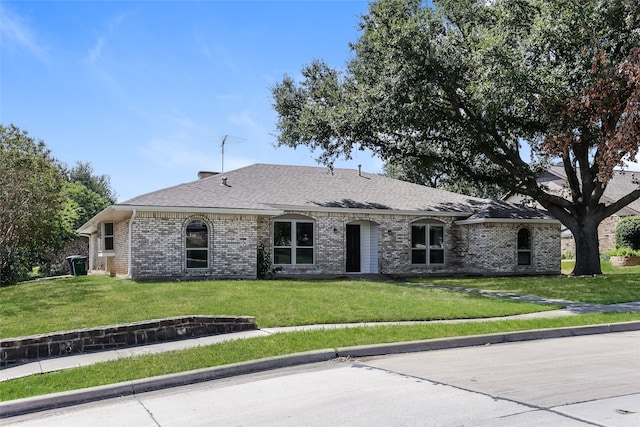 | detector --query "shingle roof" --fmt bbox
[463,200,554,221]
[546,166,640,214]
[119,163,553,219]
